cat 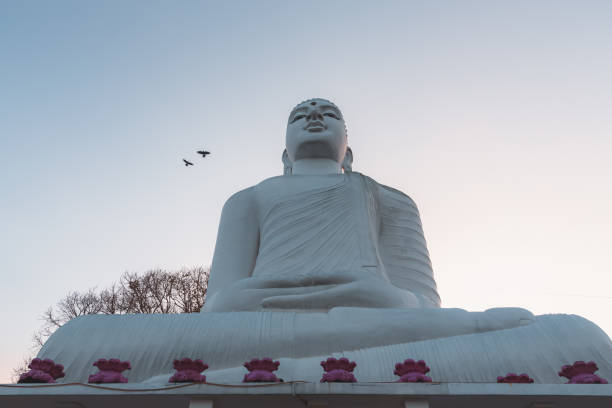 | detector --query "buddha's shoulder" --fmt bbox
[355,172,419,210]
[221,185,258,213]
[222,176,286,206]
[254,175,289,189]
